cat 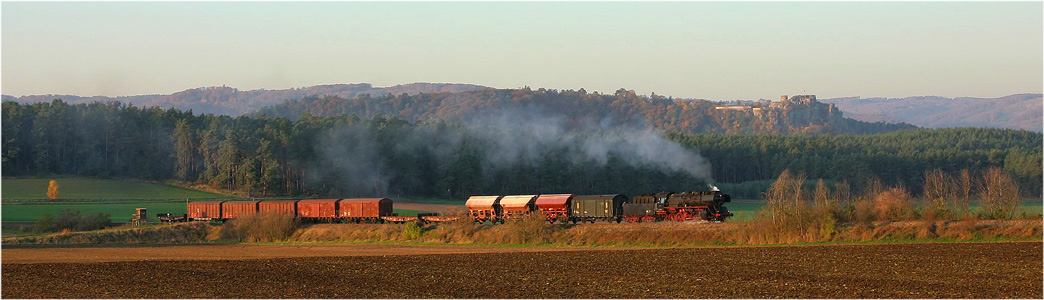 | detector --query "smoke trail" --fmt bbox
[460,104,713,182]
[312,102,715,196]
